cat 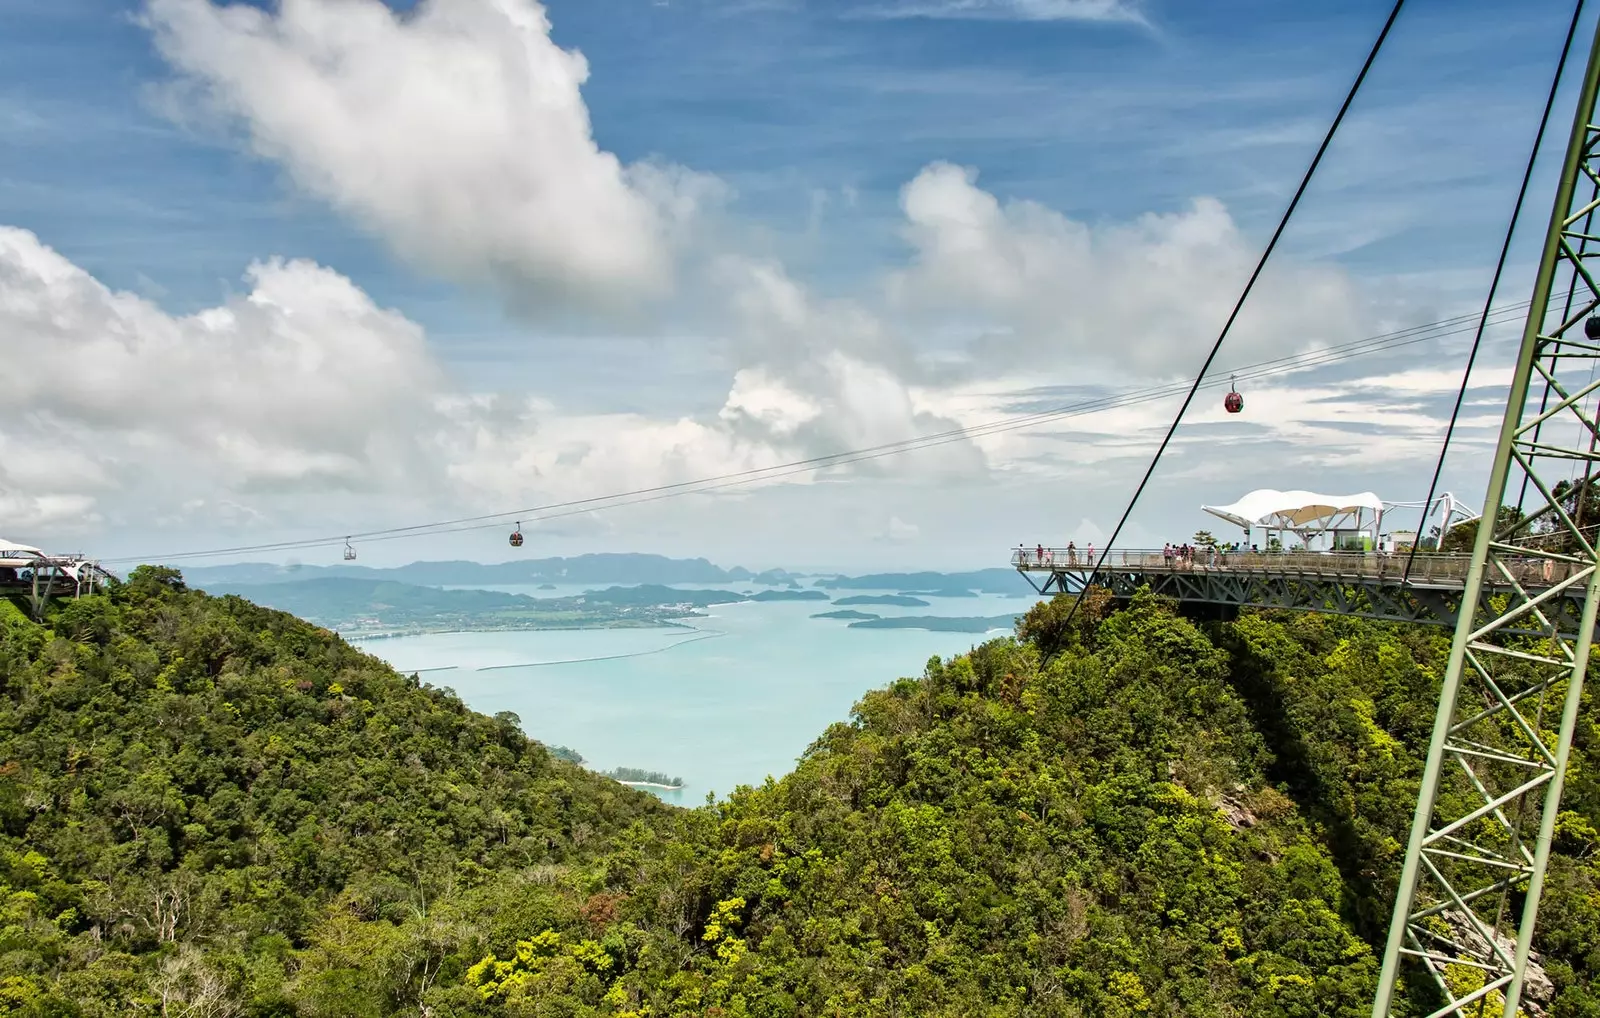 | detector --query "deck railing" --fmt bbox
[1010,547,1580,588]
